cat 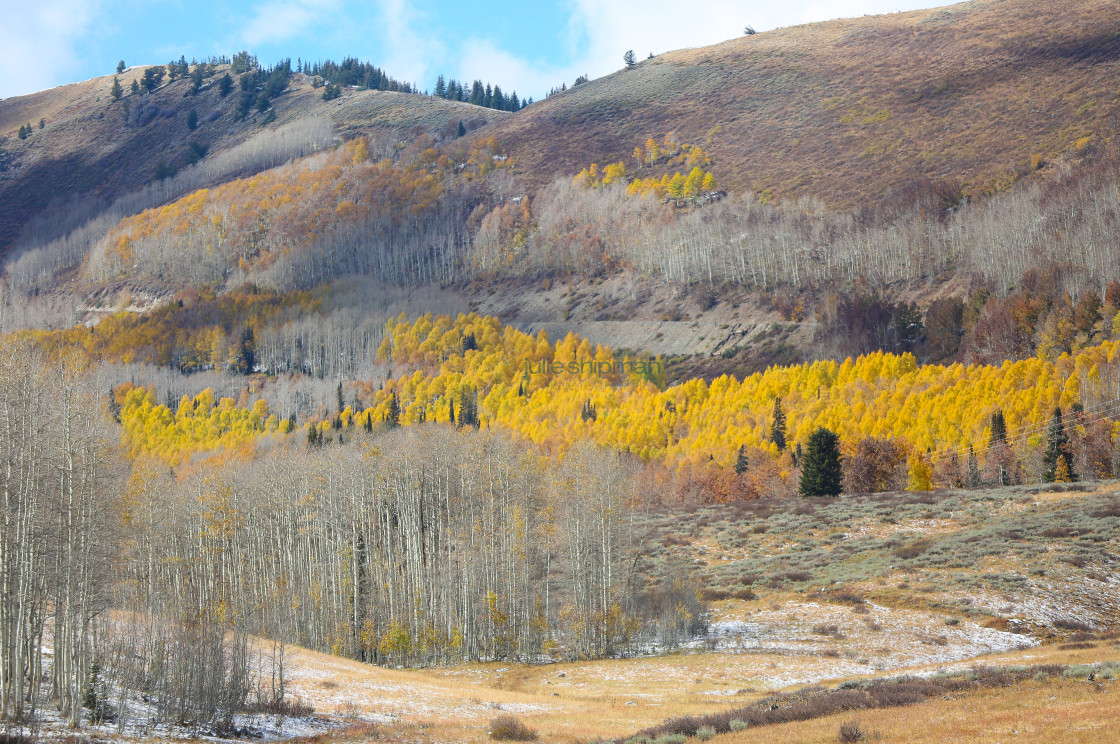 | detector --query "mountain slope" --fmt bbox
[0,69,508,255]
[485,0,1120,207]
